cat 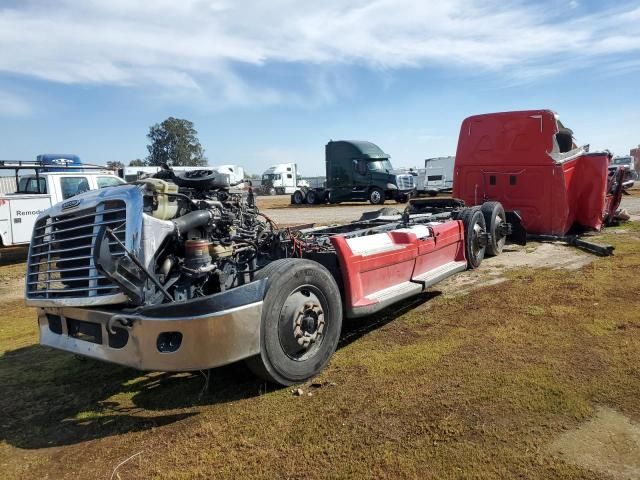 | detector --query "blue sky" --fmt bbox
[0,0,639,175]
